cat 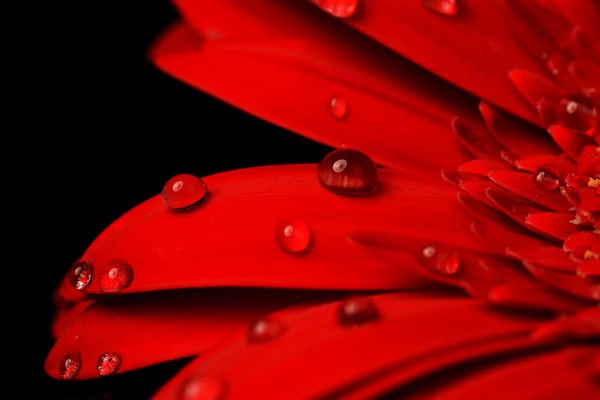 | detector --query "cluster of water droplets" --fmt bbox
[59,350,123,380]
[68,260,134,293]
